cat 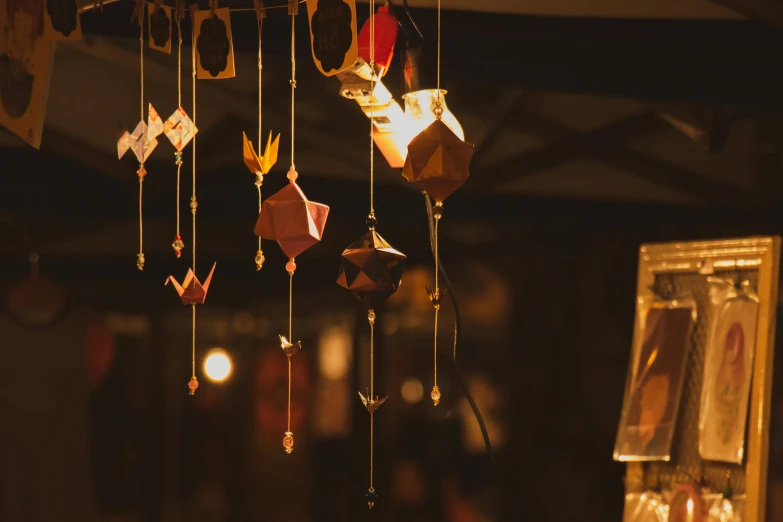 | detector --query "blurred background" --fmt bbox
[4,1,783,521]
